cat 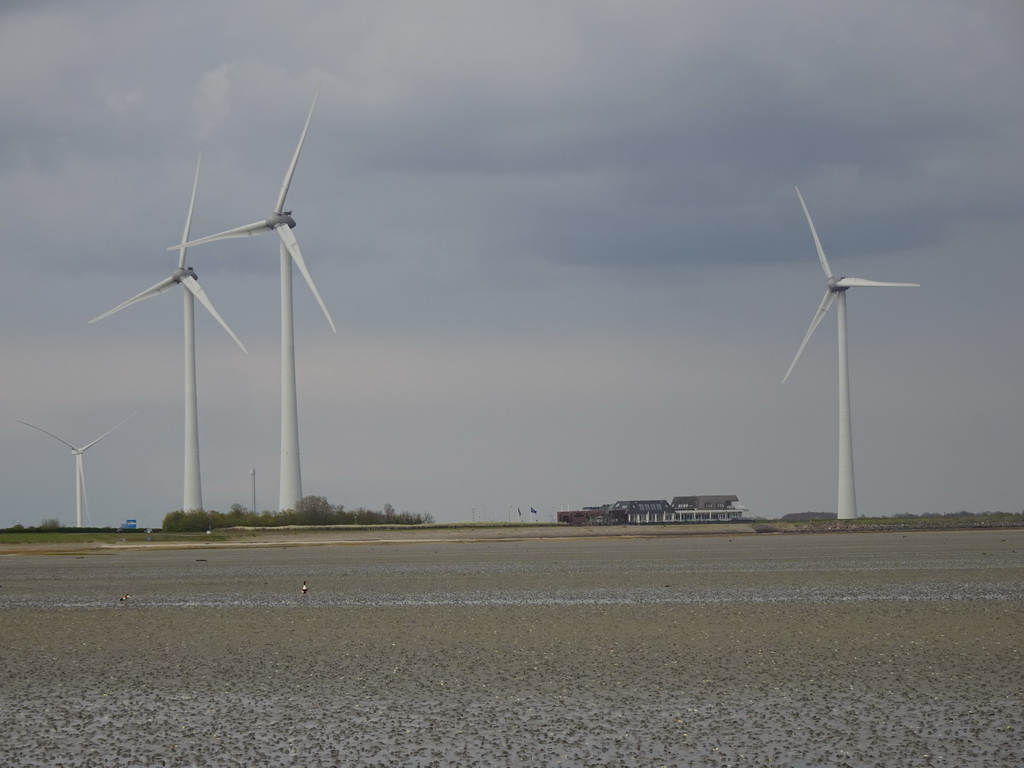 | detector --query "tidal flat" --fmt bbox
[1,529,1022,767]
